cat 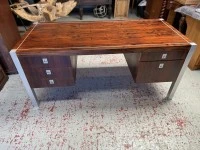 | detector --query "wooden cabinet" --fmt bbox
[0,64,8,90]
[0,0,21,74]
[144,0,170,19]
[18,55,77,88]
[125,50,188,83]
[114,0,130,18]
[187,16,200,70]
